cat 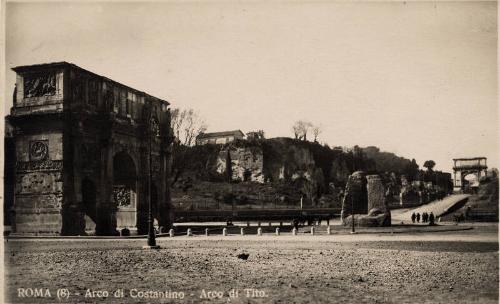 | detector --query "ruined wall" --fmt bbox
[262,139,316,183]
[215,140,322,185]
[366,175,388,213]
[366,175,391,226]
[216,146,264,183]
[341,172,391,227]
[340,171,368,219]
